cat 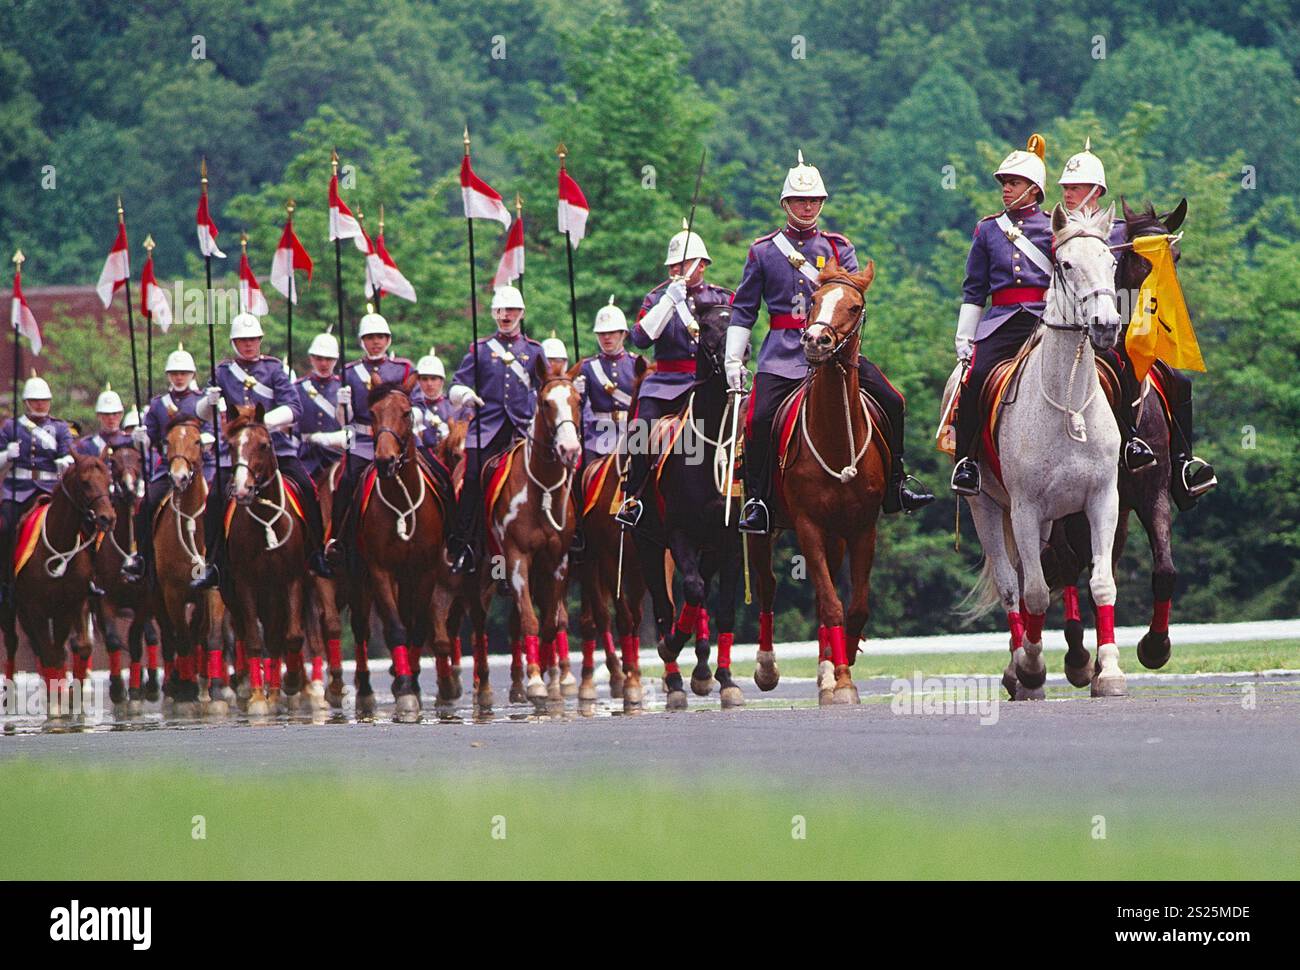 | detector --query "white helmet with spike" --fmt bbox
[165,342,196,372]
[22,374,51,400]
[541,332,567,361]
[1059,137,1108,194]
[357,304,391,338]
[307,330,340,358]
[780,149,828,201]
[593,295,628,333]
[95,383,124,414]
[490,285,525,311]
[995,133,1048,199]
[416,355,445,378]
[664,219,711,266]
[229,312,265,340]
